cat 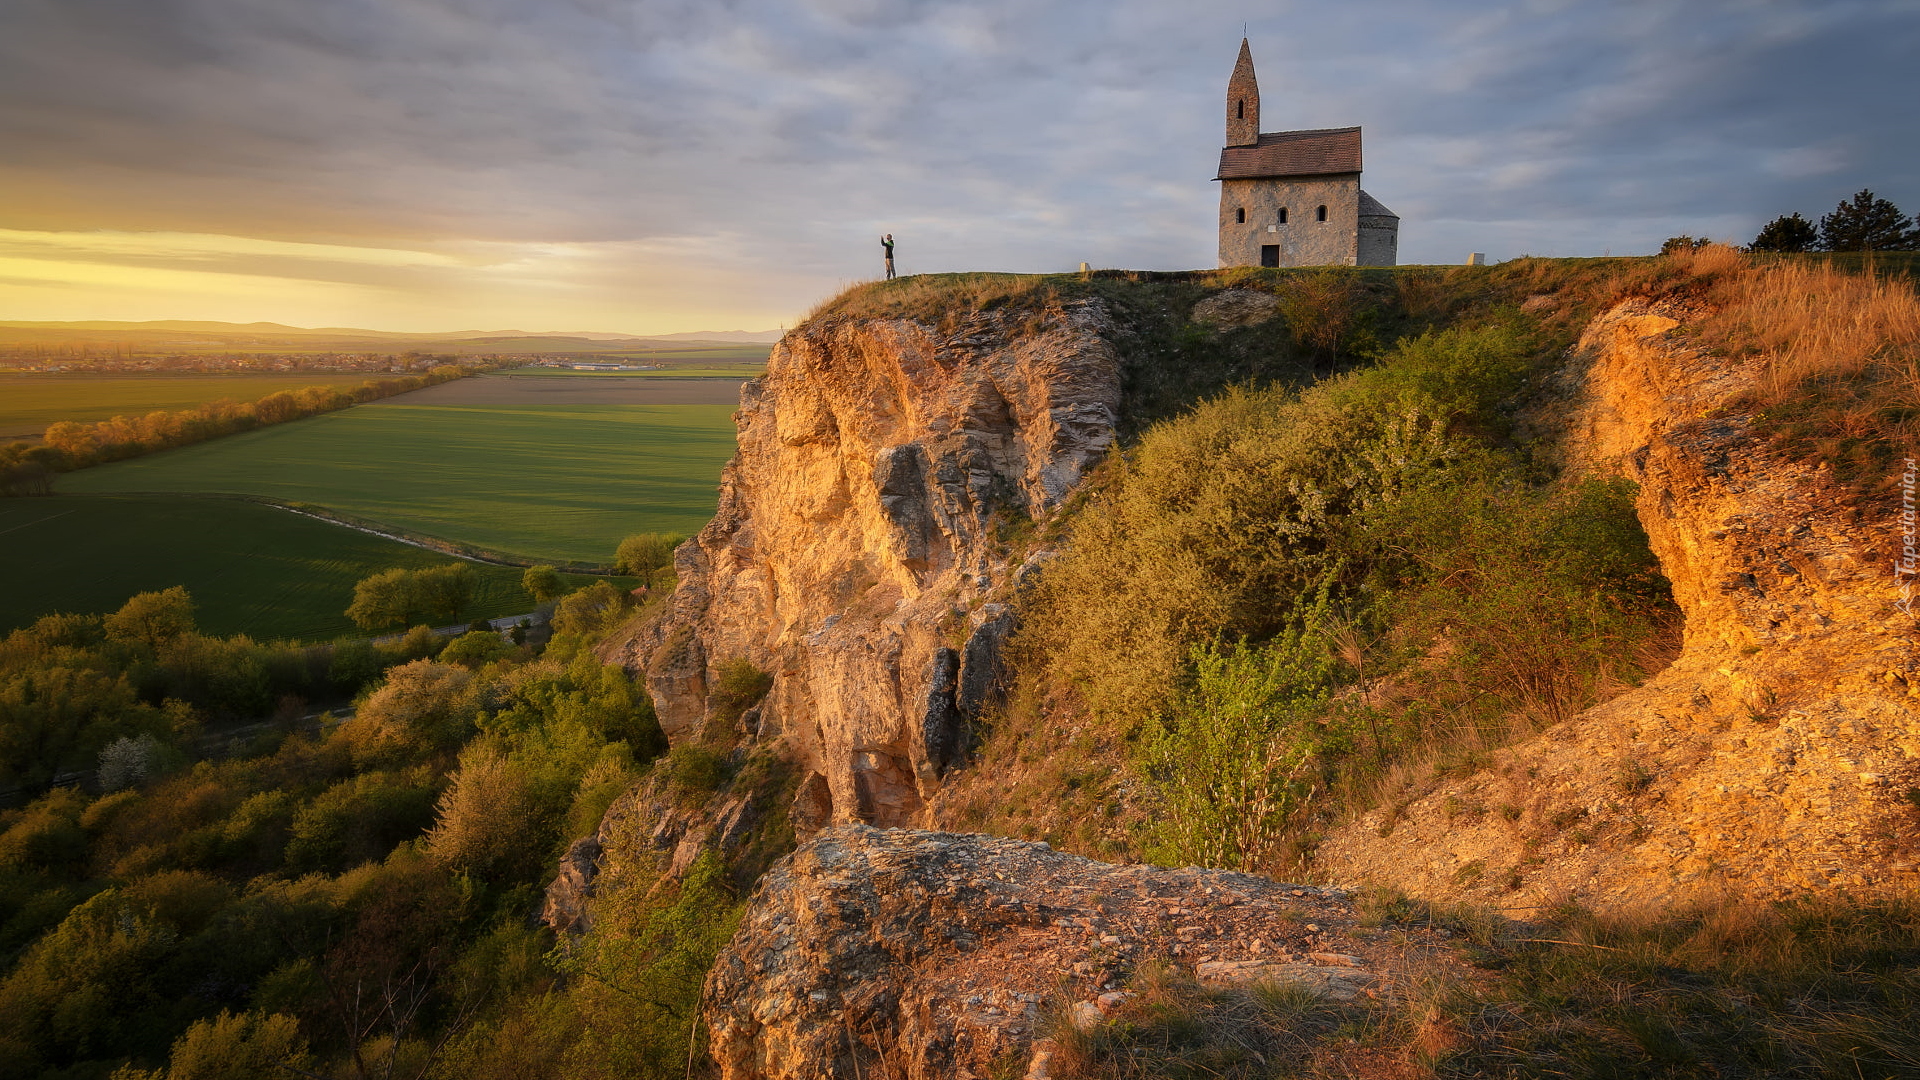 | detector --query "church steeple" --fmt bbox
[1225,38,1259,148]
